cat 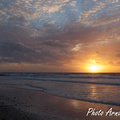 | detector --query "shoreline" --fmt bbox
[0,85,120,120]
